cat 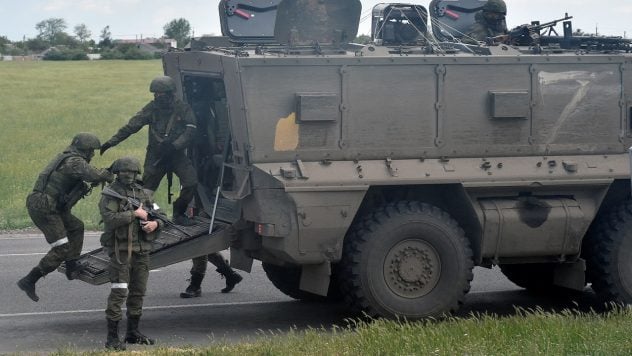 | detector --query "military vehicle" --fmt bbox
[70,0,632,319]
